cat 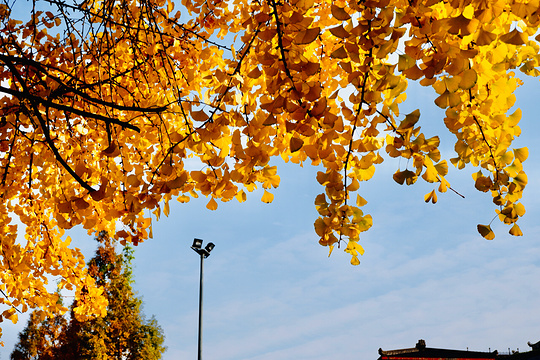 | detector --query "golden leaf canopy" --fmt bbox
[0,0,538,332]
